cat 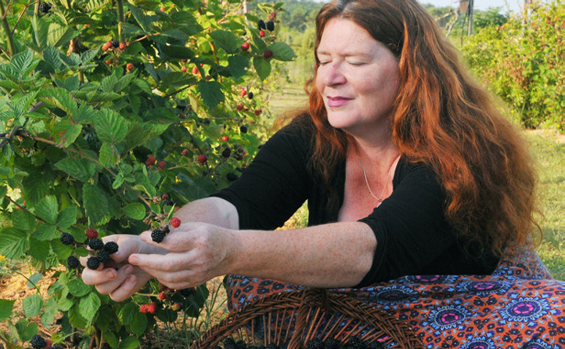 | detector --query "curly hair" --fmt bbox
[298,0,540,257]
